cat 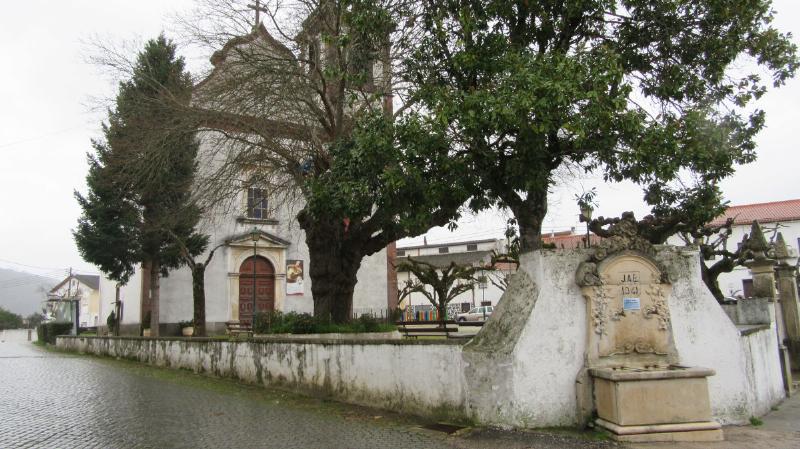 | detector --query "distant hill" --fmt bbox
[0,268,58,316]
